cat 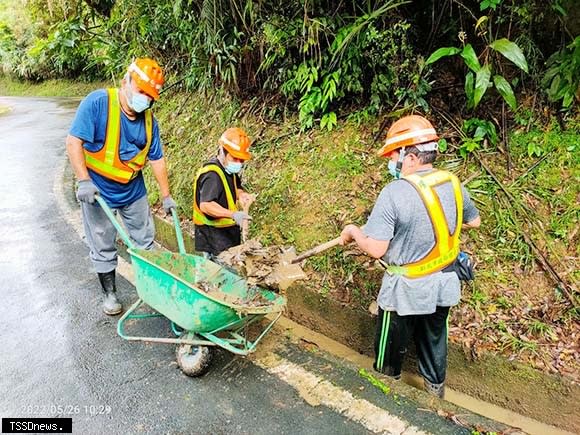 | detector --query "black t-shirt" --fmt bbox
[194,158,243,255]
